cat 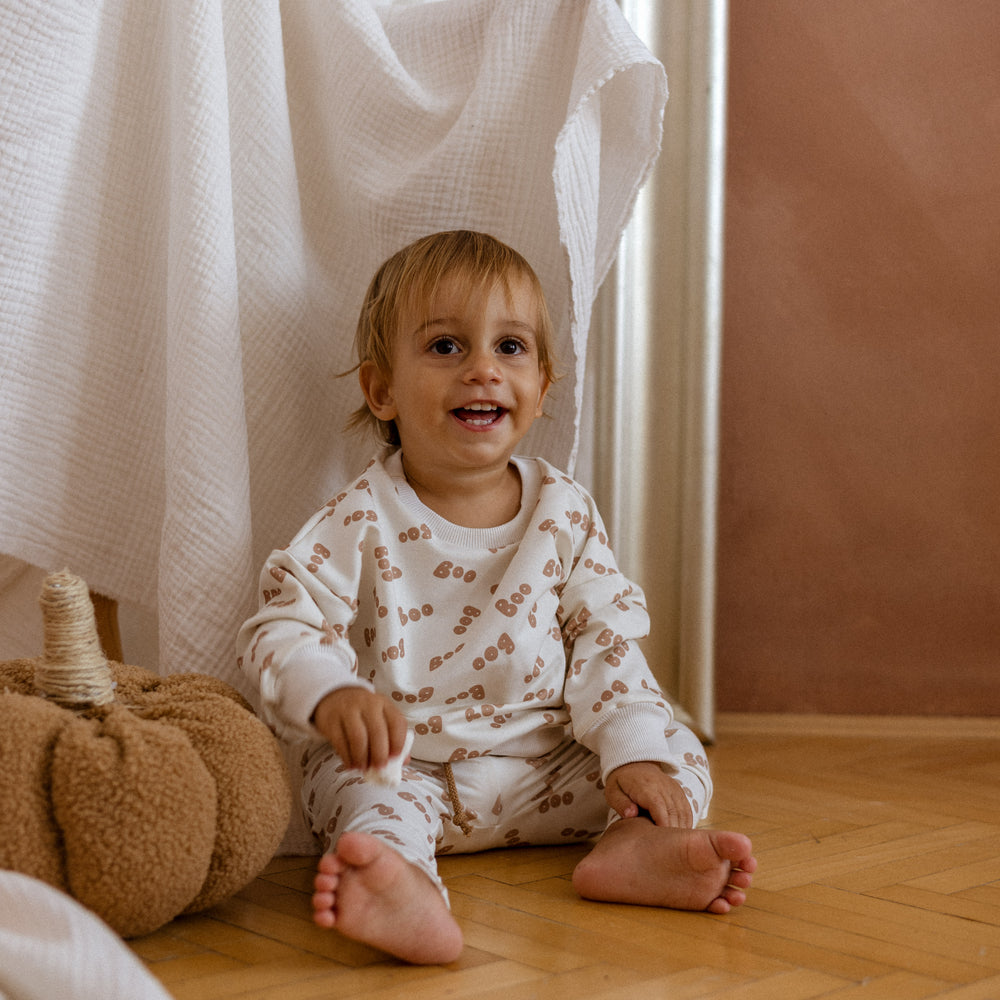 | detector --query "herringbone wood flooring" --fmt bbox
[131,714,1000,999]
